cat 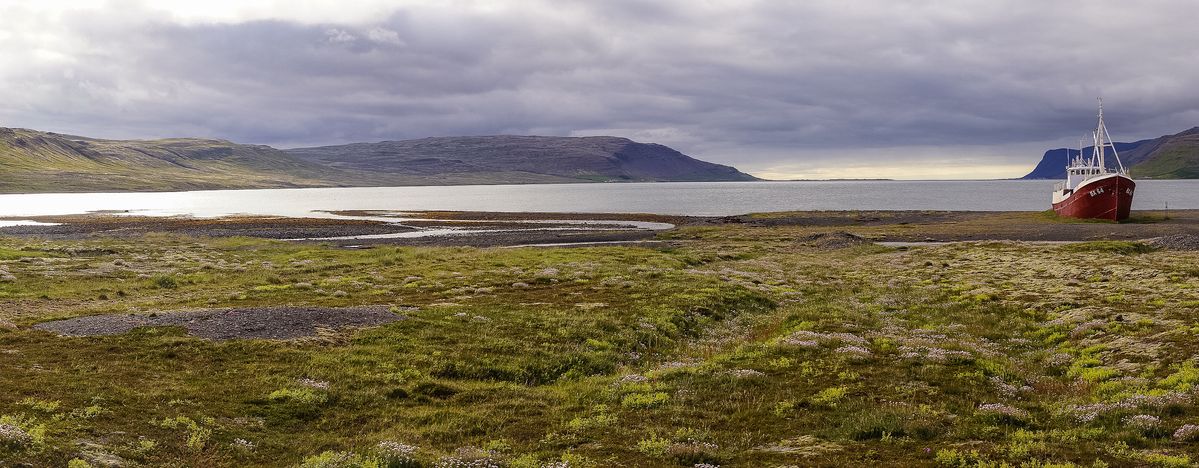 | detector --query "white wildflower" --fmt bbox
[658,361,691,370]
[1124,414,1161,431]
[1047,353,1073,367]
[989,376,1026,398]
[0,424,31,447]
[728,369,766,378]
[1173,424,1199,441]
[977,403,1028,419]
[230,438,256,451]
[834,345,872,357]
[376,440,419,463]
[667,441,720,458]
[619,374,648,384]
[434,446,502,468]
[297,378,331,390]
[782,330,868,347]
[1070,319,1107,337]
[826,332,869,344]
